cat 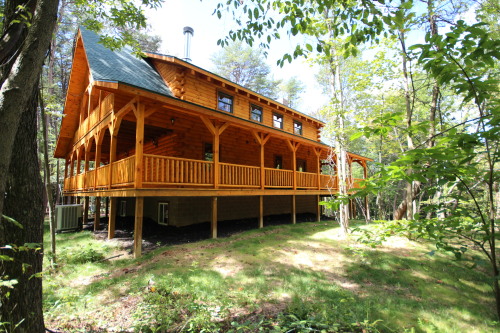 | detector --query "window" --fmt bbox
[273,113,283,129]
[294,121,303,135]
[217,92,233,113]
[203,142,213,161]
[158,202,169,225]
[119,200,127,217]
[275,155,283,169]
[297,159,307,172]
[250,104,263,122]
